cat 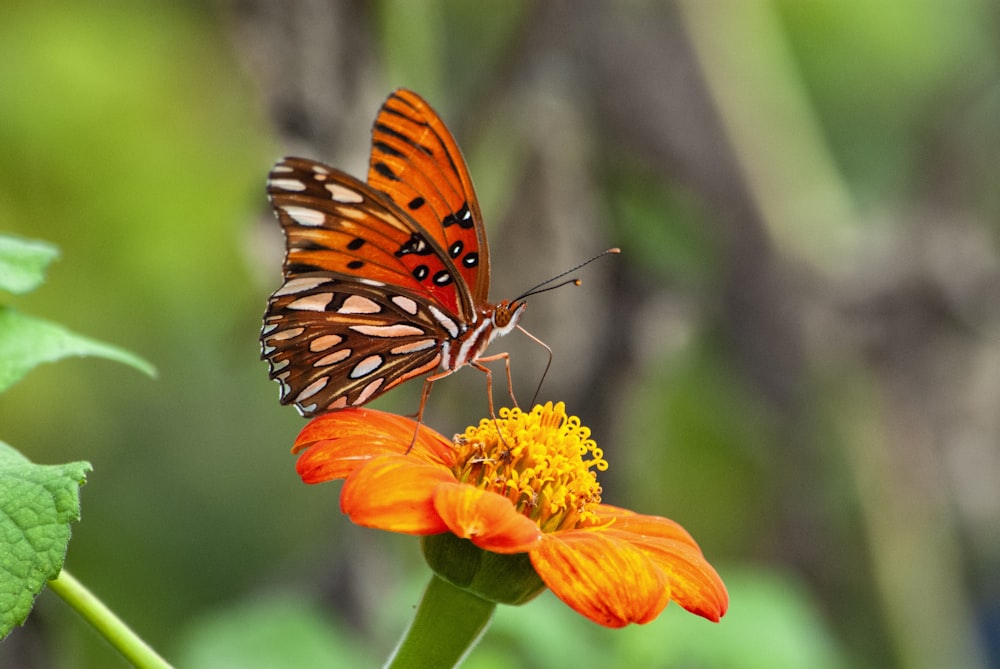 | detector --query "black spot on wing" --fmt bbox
[291,239,331,252]
[395,232,434,257]
[373,140,405,159]
[286,262,323,274]
[373,161,399,181]
[441,203,474,229]
[374,121,435,156]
